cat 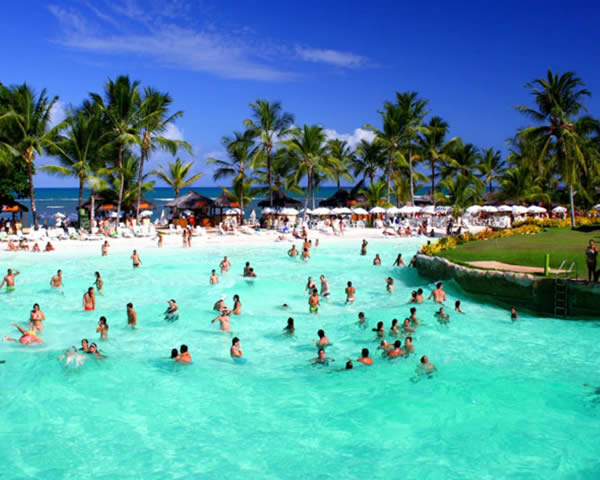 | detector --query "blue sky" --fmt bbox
[3,0,600,188]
